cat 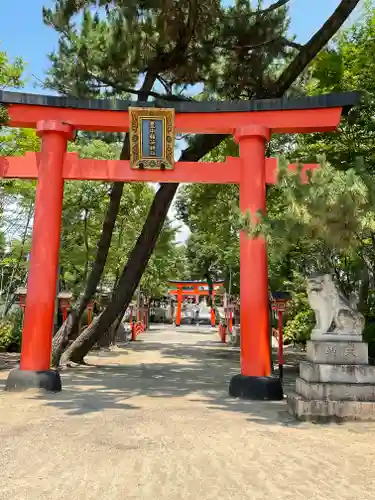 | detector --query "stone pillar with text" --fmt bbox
[288,274,375,421]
